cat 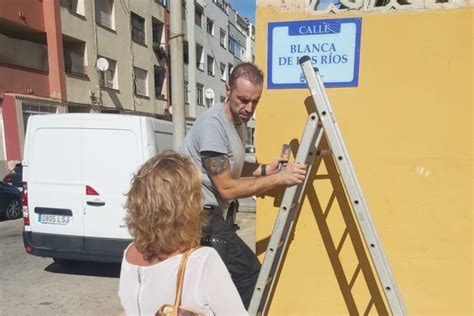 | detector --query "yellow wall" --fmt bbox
[255,8,473,315]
